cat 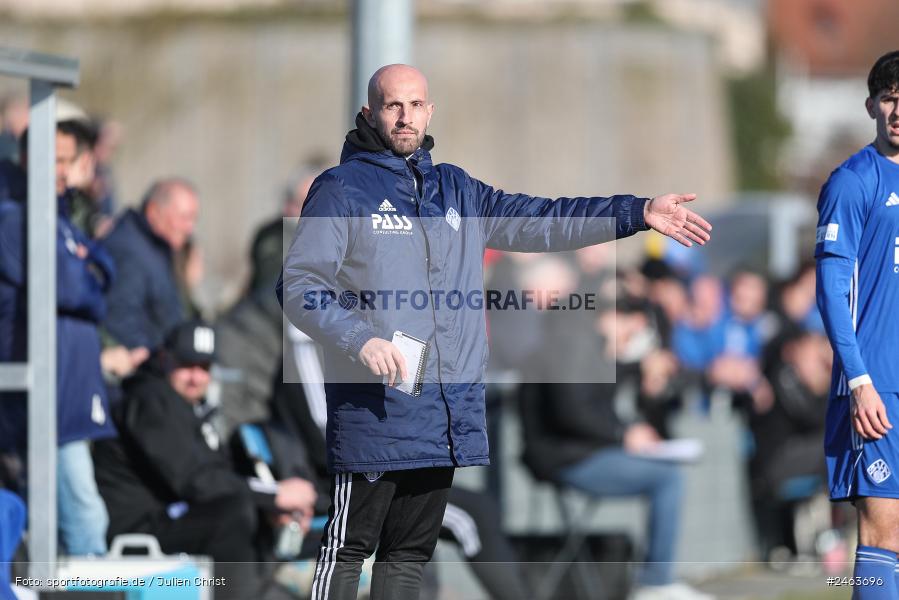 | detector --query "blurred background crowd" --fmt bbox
[1,0,897,598]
